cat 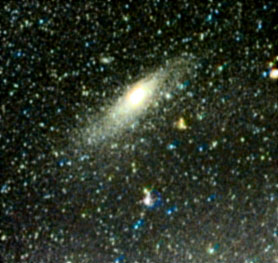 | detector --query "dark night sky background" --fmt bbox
[1,1,278,263]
